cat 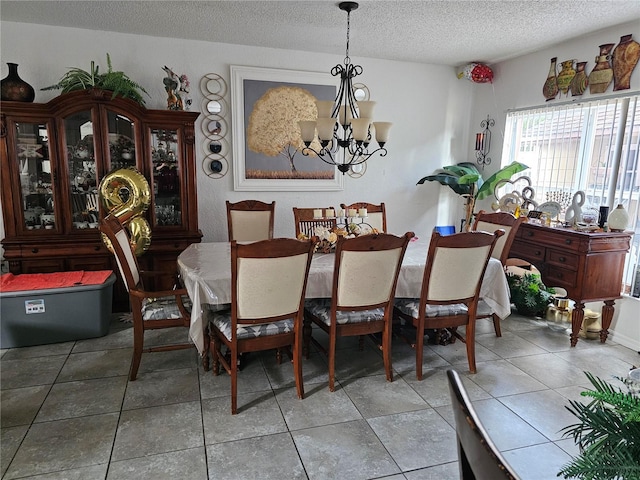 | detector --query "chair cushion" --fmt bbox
[304,298,385,326]
[142,295,191,320]
[394,299,468,318]
[210,311,294,341]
